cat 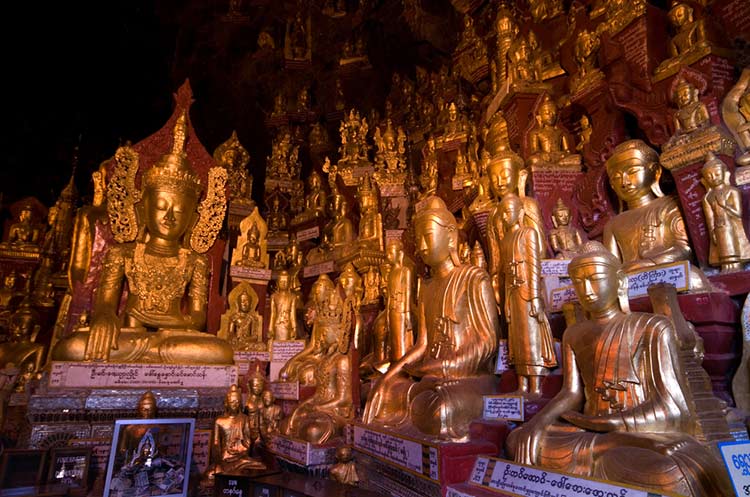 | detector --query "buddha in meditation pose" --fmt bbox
[363,196,499,440]
[291,171,327,225]
[548,198,585,258]
[527,94,581,169]
[506,242,732,497]
[2,203,42,251]
[52,111,233,363]
[603,139,708,289]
